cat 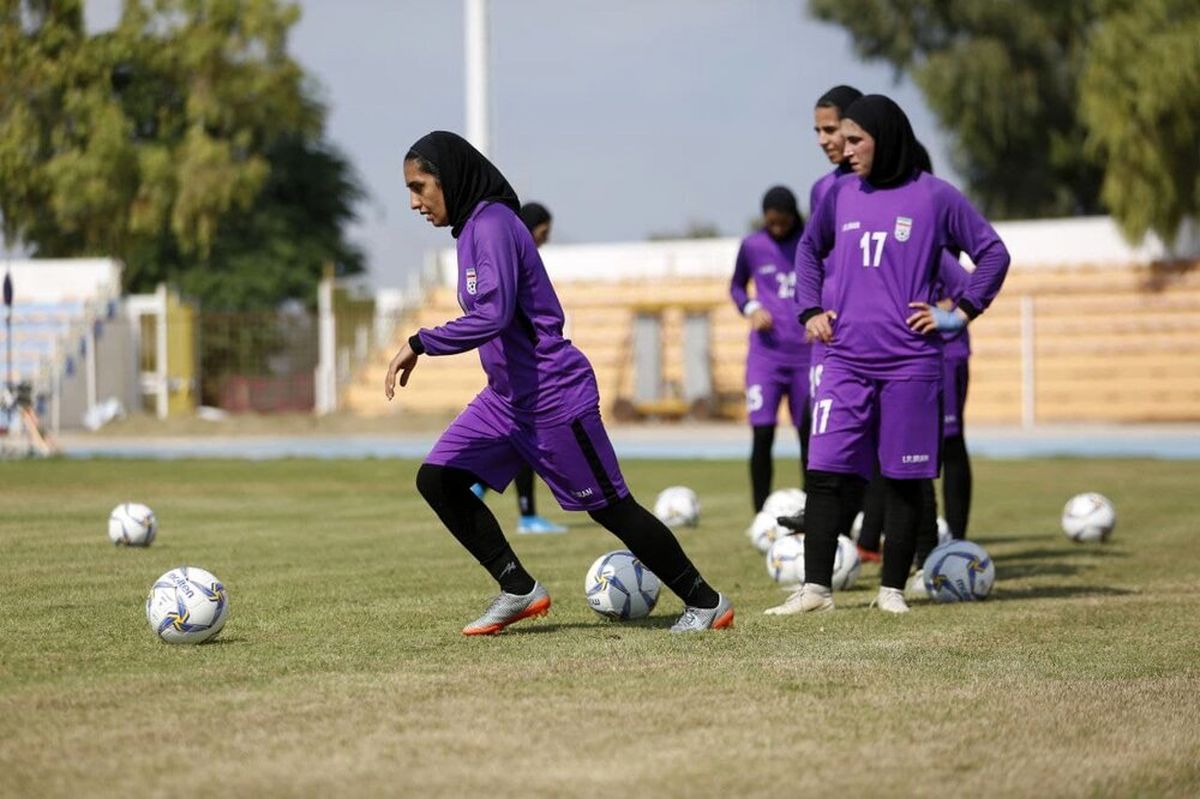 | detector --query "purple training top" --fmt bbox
[935,248,972,360]
[807,167,847,366]
[729,227,810,365]
[795,171,1009,379]
[416,201,598,423]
